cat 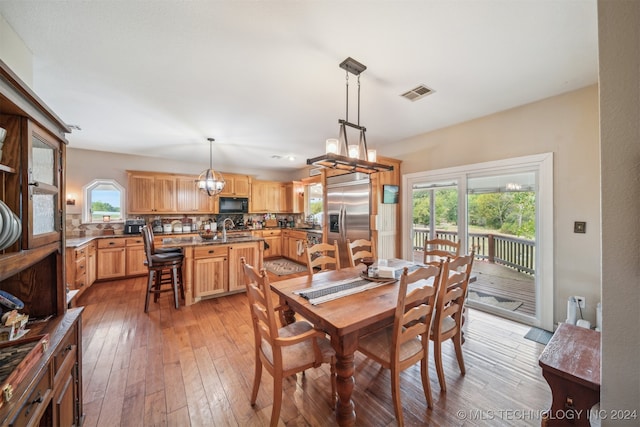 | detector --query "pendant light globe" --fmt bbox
[197,138,226,196]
